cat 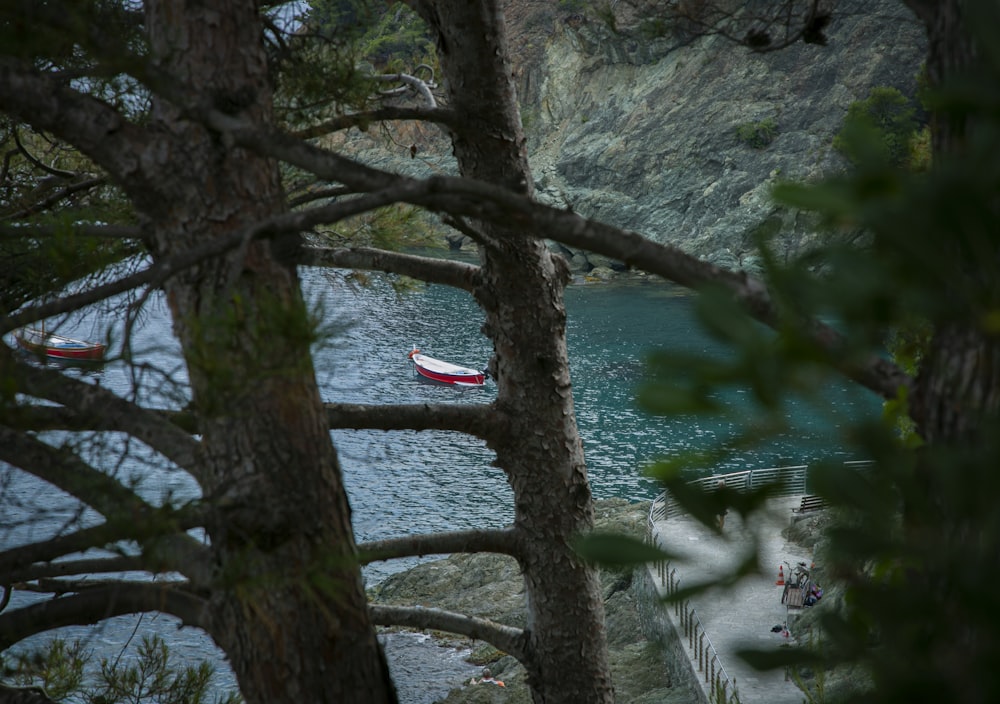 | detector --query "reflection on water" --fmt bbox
[1,268,879,702]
